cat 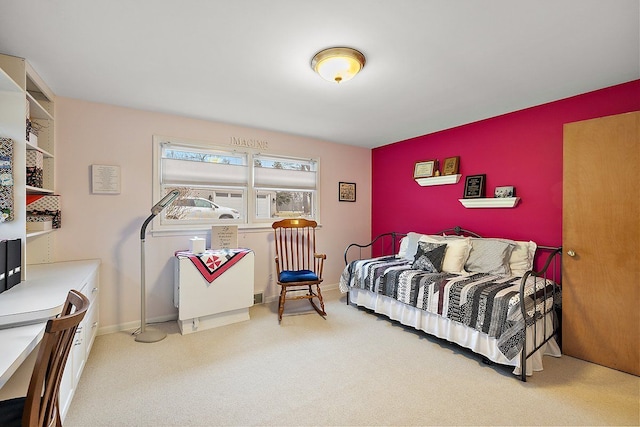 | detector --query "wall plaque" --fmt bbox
[211,225,238,249]
[463,174,486,198]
